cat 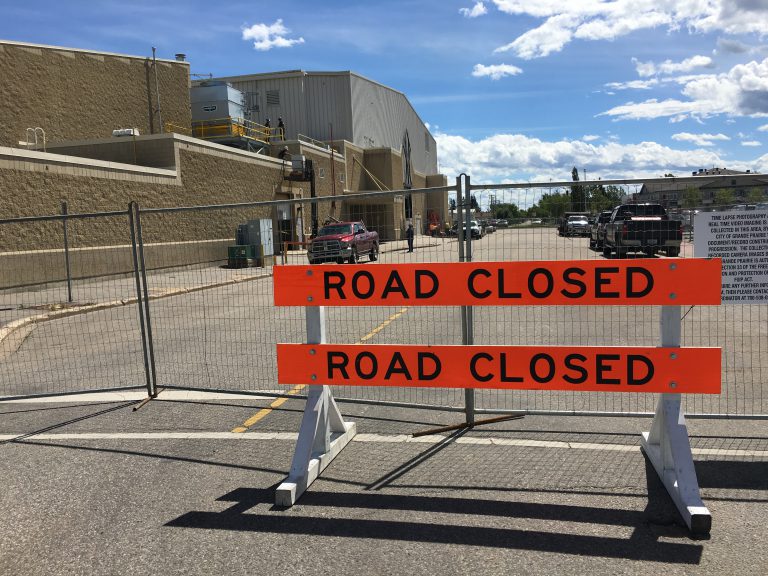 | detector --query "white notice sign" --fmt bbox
[694,210,768,304]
